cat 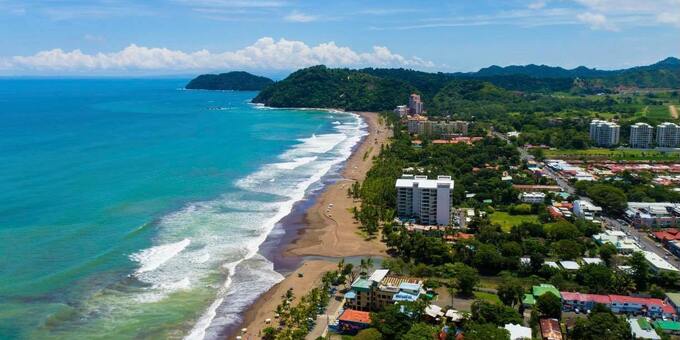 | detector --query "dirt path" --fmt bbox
[670,105,678,119]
